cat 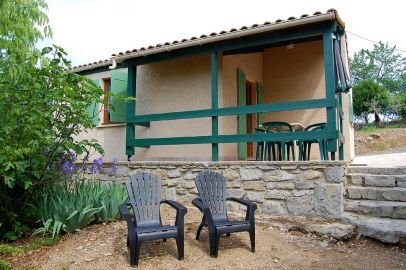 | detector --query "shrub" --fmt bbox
[32,179,127,238]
